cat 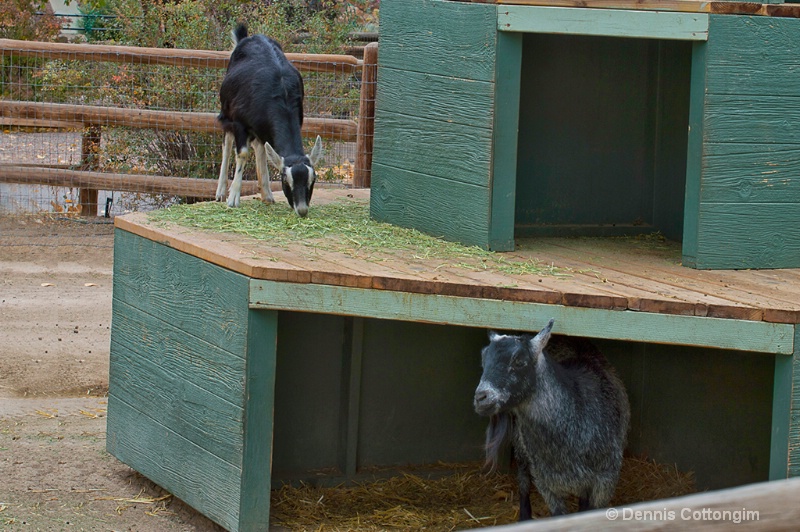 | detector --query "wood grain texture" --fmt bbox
[111,301,246,401]
[696,203,800,270]
[702,143,800,204]
[250,280,795,354]
[370,163,491,248]
[704,95,800,144]
[498,5,709,40]
[106,396,242,531]
[379,0,497,81]
[110,340,245,465]
[374,111,492,187]
[113,229,250,356]
[109,231,256,530]
[376,67,495,129]
[705,15,800,96]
